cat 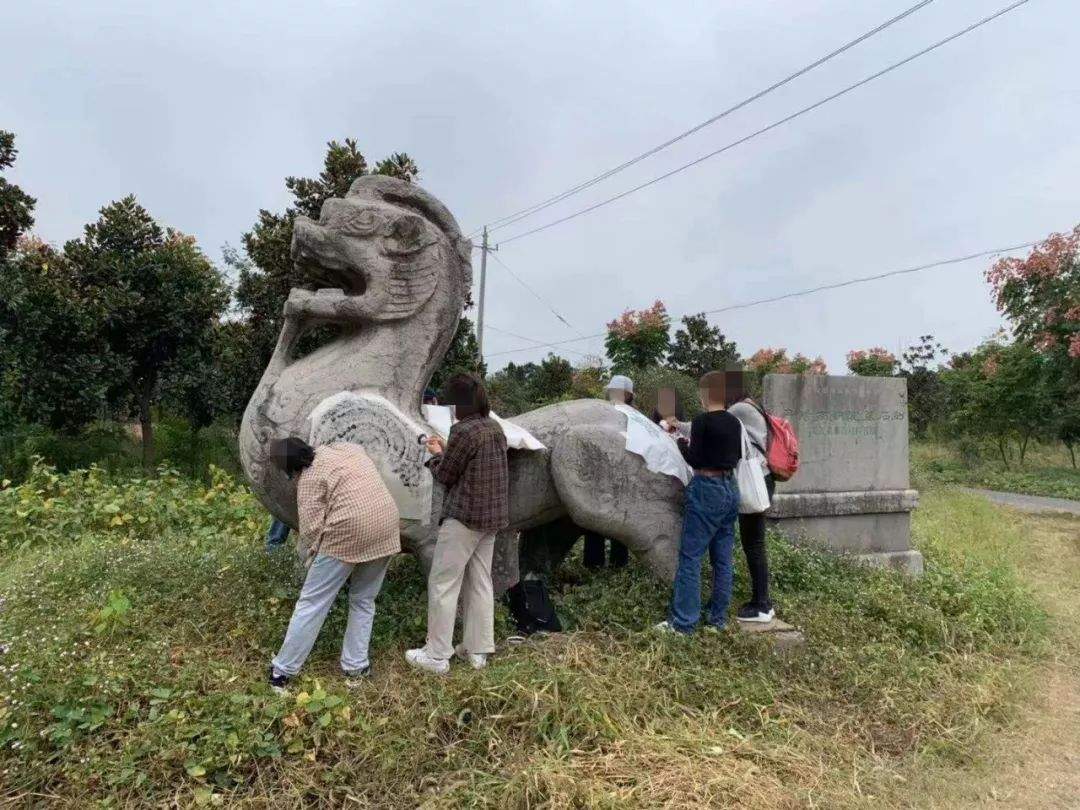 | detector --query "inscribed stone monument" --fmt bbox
[763,373,922,574]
